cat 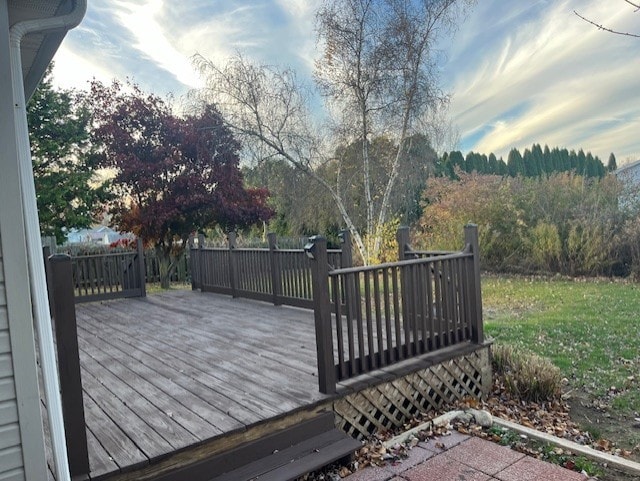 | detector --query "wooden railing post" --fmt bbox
[268,233,282,306]
[136,238,146,297]
[396,226,410,261]
[188,234,197,290]
[48,254,90,480]
[228,231,238,298]
[464,224,484,344]
[339,230,353,268]
[196,233,205,289]
[396,226,413,339]
[306,236,336,394]
[338,229,355,321]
